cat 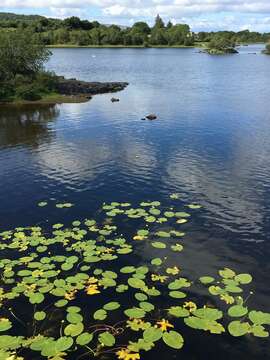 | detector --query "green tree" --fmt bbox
[150,28,167,45]
[207,35,237,54]
[0,31,56,101]
[0,31,51,80]
[63,16,82,30]
[153,14,165,29]
[167,24,192,46]
[132,22,150,34]
[166,21,173,29]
